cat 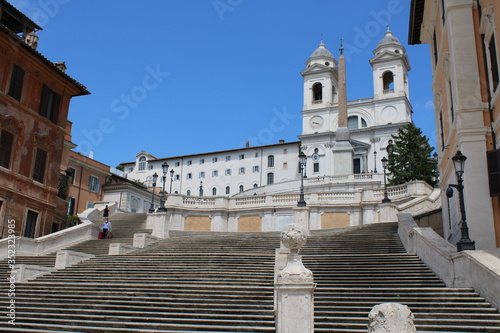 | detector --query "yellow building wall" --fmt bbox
[321,212,350,229]
[238,215,262,232]
[185,215,211,231]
